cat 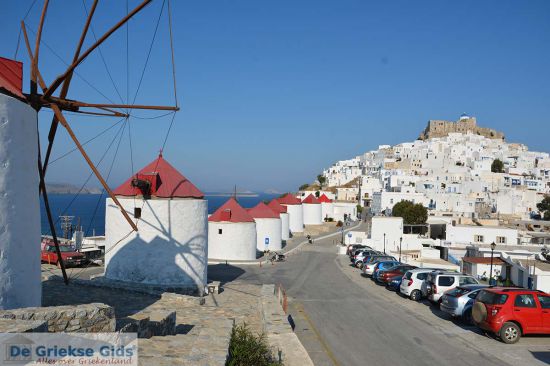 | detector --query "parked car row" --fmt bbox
[347,250,550,344]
